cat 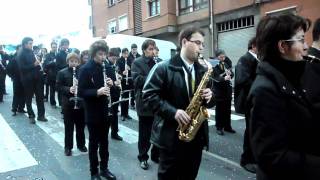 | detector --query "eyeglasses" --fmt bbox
[188,40,205,48]
[283,37,305,44]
